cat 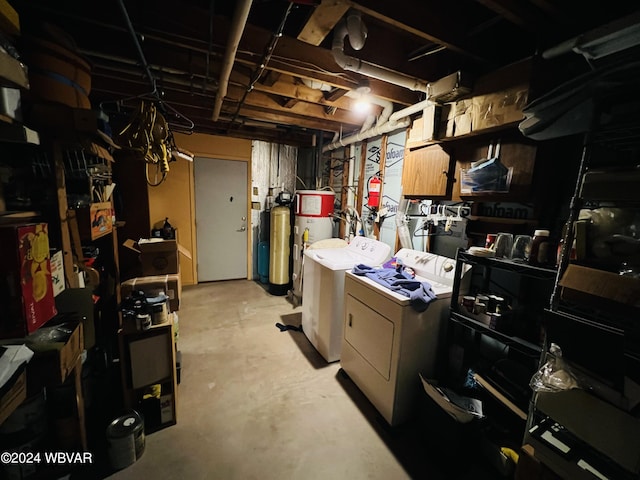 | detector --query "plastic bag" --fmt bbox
[530,343,580,392]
